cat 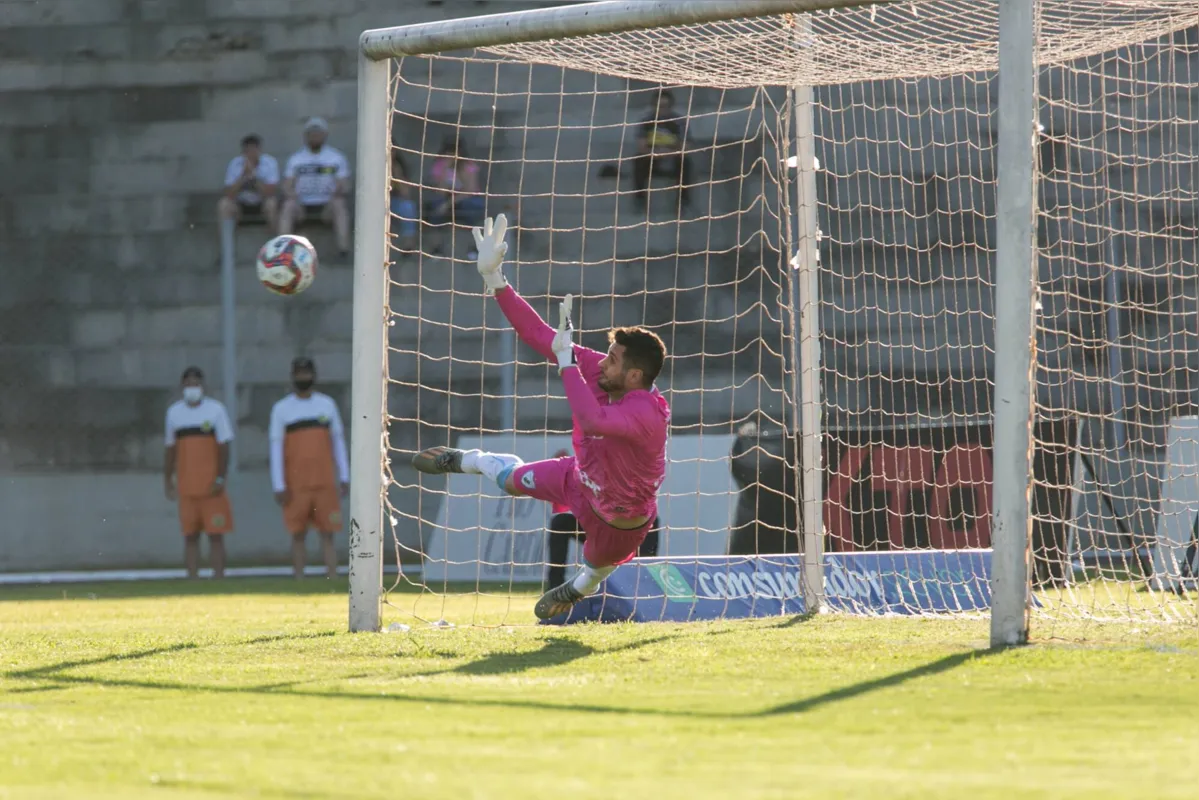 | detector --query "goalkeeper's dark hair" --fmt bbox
[609,327,666,386]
